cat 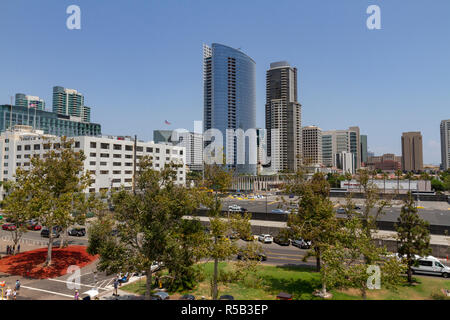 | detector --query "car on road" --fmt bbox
[237,250,267,261]
[180,294,195,300]
[273,234,290,246]
[151,292,170,300]
[68,227,86,237]
[40,227,61,238]
[258,234,273,244]
[292,239,311,249]
[26,221,42,231]
[228,205,241,212]
[219,295,235,300]
[2,223,16,231]
[271,209,288,214]
[411,256,450,278]
[336,207,346,214]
